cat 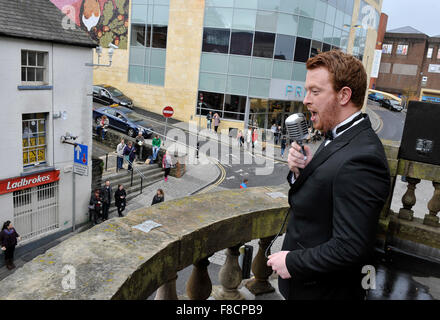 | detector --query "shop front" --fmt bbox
[0,170,60,244]
[197,78,310,135]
